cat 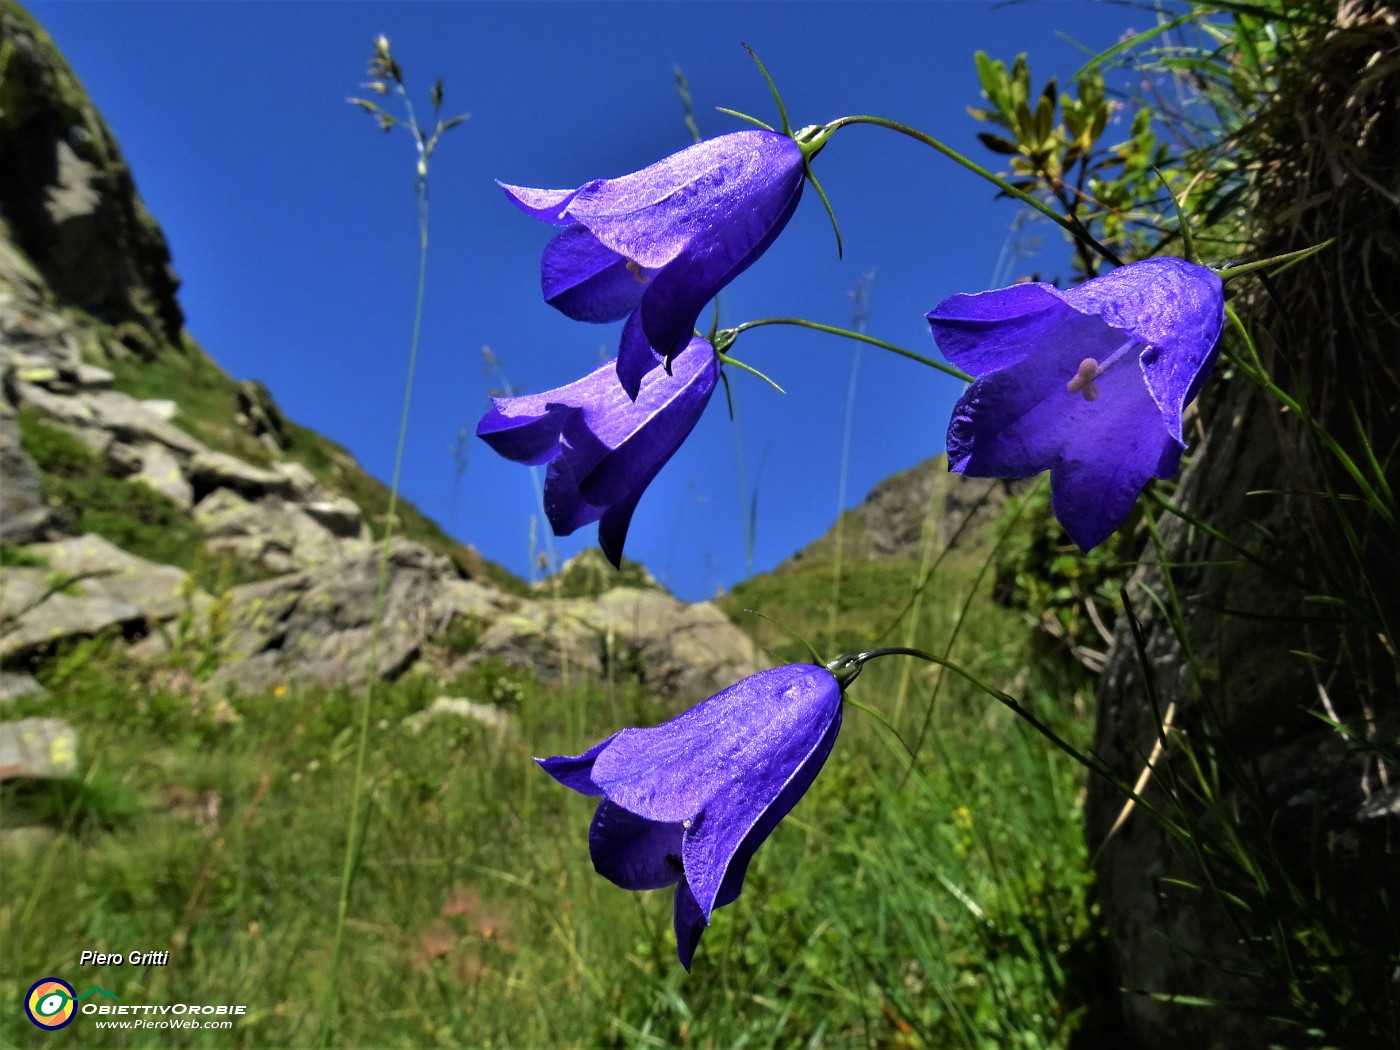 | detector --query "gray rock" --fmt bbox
[9,356,60,385]
[0,565,144,664]
[73,363,114,390]
[205,538,460,695]
[11,382,202,455]
[139,398,177,421]
[194,488,360,573]
[0,404,61,544]
[404,697,513,735]
[435,578,518,623]
[188,449,293,500]
[0,672,46,704]
[272,461,324,502]
[0,3,183,345]
[463,587,765,708]
[30,533,201,622]
[0,717,77,780]
[237,380,287,450]
[127,441,193,508]
[301,497,367,539]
